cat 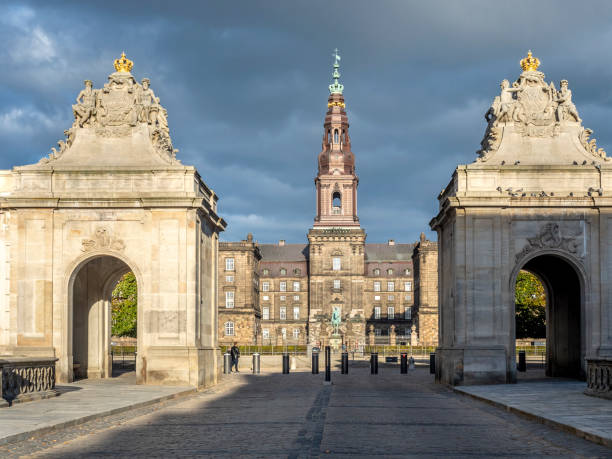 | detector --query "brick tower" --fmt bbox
[308,50,367,350]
